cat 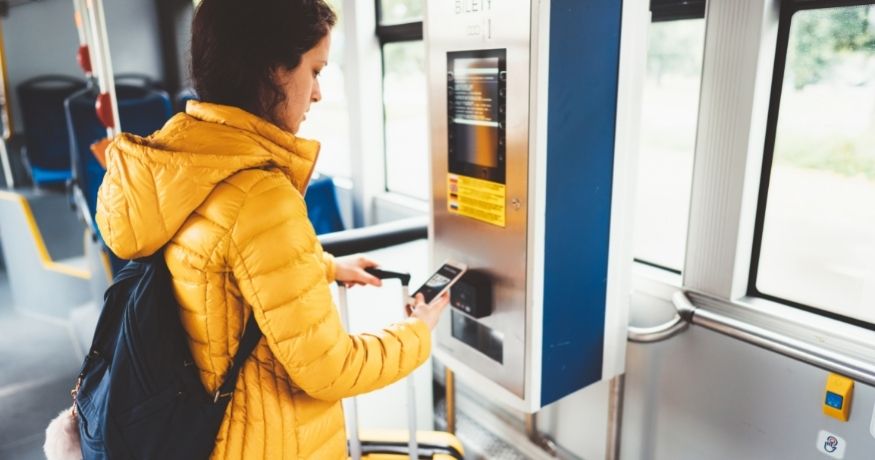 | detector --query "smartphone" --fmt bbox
[411,261,468,306]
